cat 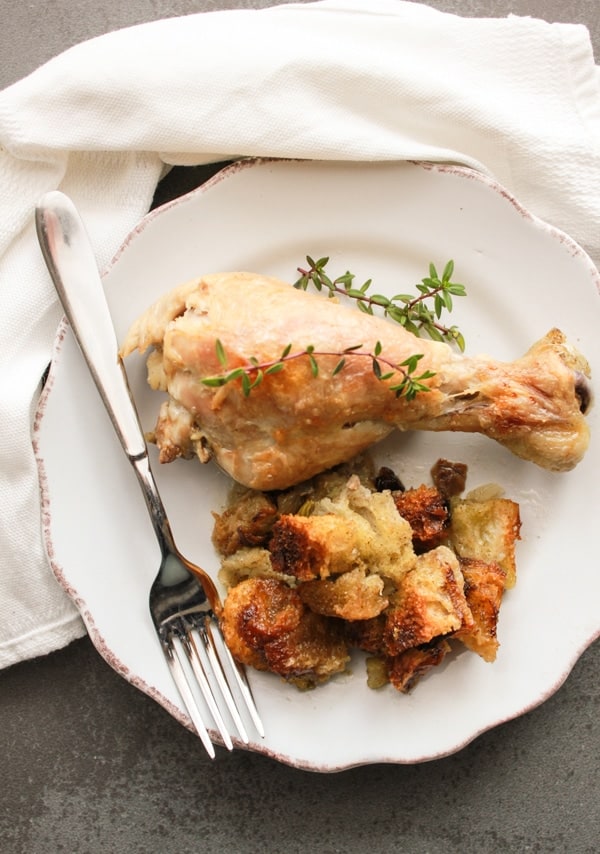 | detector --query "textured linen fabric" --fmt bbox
[0,0,599,668]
